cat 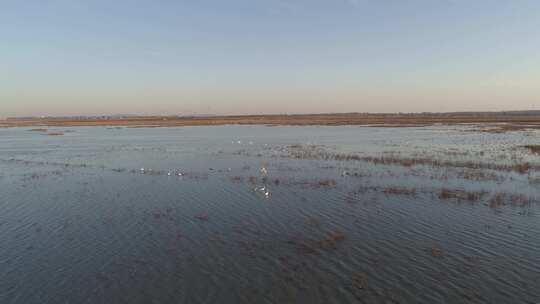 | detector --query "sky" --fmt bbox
[1,0,539,117]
